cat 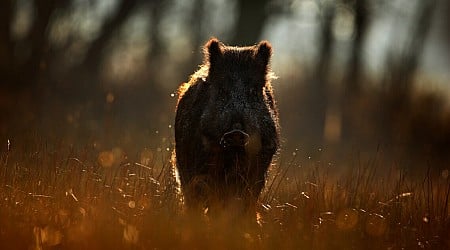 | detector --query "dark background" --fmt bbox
[1,0,449,170]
